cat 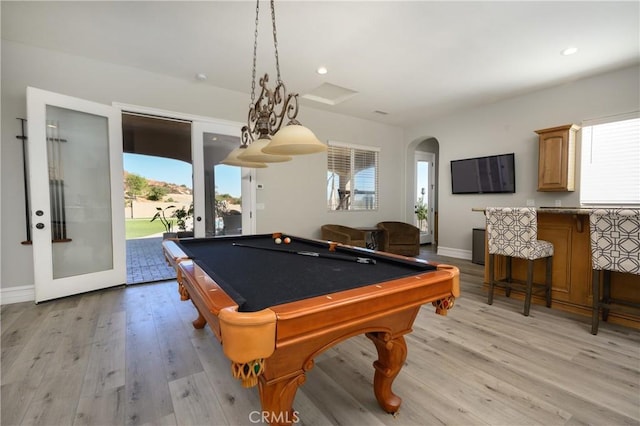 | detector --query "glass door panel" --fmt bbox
[214,164,242,236]
[27,87,125,302]
[415,152,435,245]
[191,121,254,238]
[47,106,115,278]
